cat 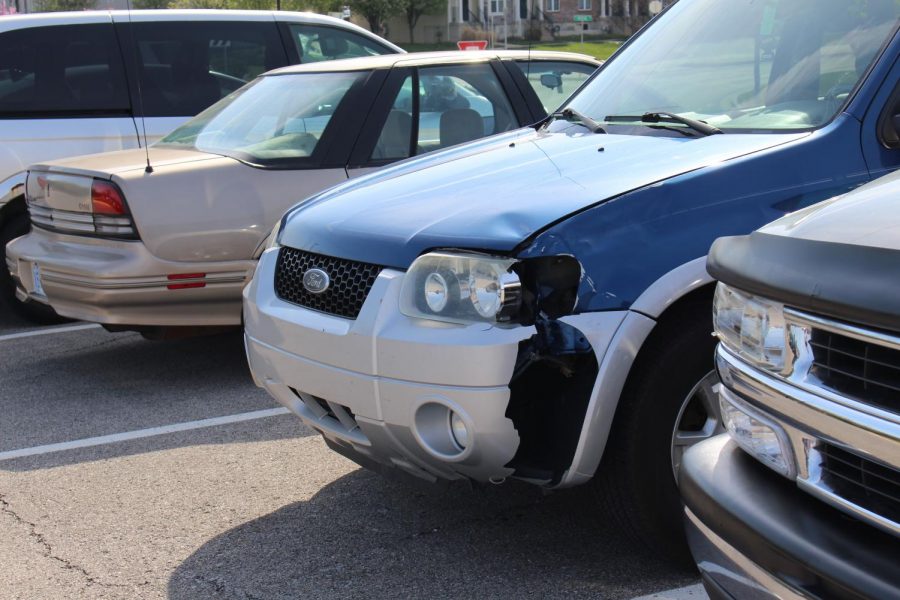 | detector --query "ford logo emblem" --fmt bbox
[302,268,330,294]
